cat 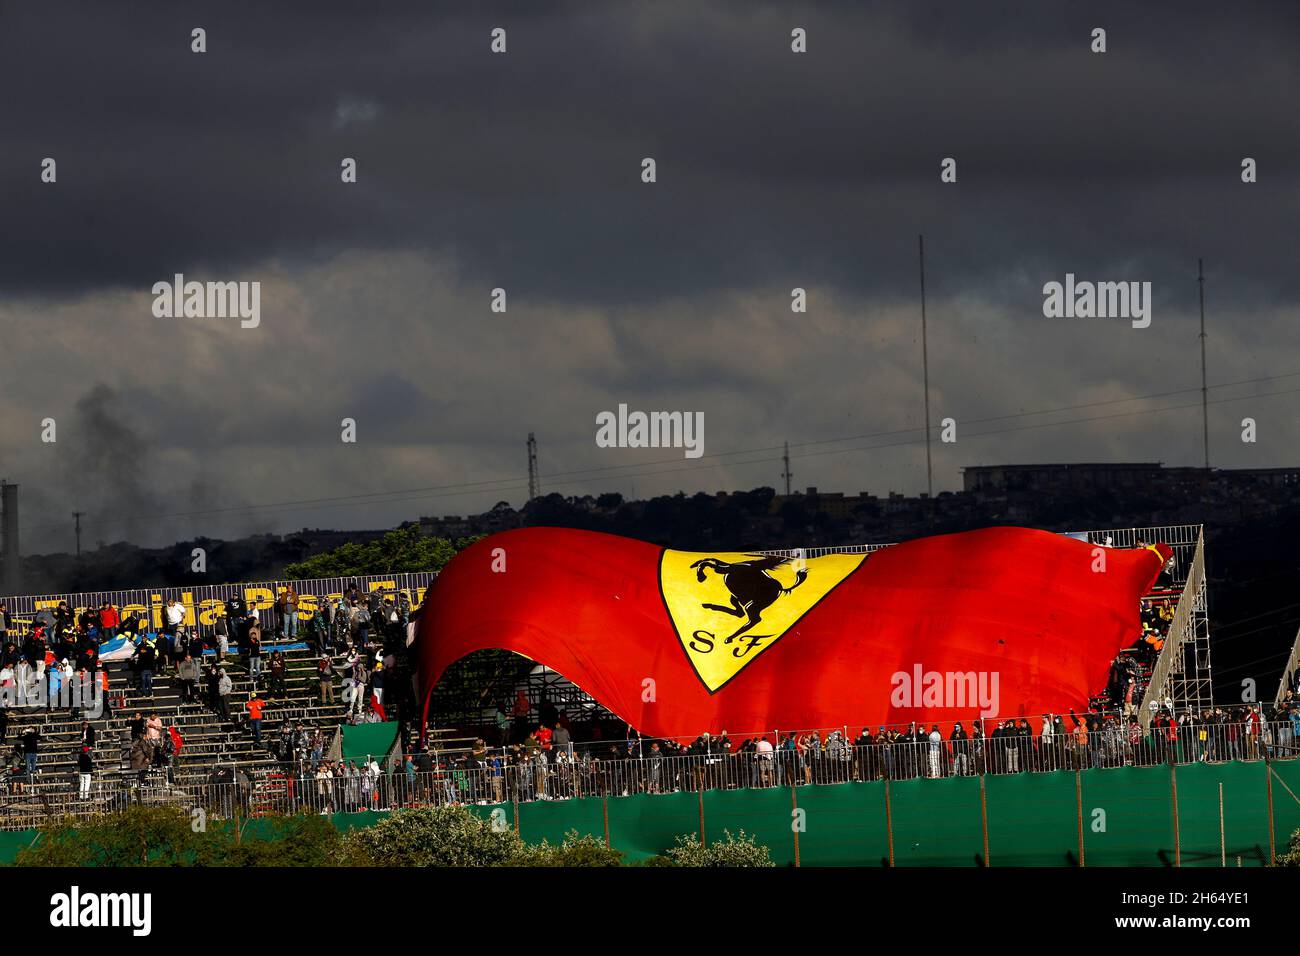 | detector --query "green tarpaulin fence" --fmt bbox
[7,758,1300,866]
[339,722,399,763]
